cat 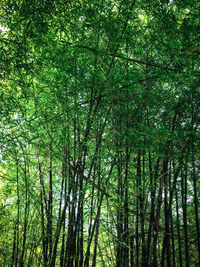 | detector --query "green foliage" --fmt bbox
[0,0,199,266]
